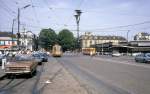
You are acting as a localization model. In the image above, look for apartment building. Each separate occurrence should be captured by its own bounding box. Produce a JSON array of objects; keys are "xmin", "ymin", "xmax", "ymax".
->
[
  {"xmin": 0, "ymin": 32, "xmax": 17, "ymax": 51},
  {"xmin": 134, "ymin": 32, "xmax": 150, "ymax": 41},
  {"xmin": 80, "ymin": 32, "xmax": 127, "ymax": 48}
]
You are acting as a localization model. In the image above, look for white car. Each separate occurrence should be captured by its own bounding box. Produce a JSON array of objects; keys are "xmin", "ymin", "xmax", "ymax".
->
[{"xmin": 112, "ymin": 52, "xmax": 121, "ymax": 57}]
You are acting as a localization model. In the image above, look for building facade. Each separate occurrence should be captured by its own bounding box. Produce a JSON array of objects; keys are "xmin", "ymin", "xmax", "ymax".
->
[
  {"xmin": 134, "ymin": 32, "xmax": 150, "ymax": 40},
  {"xmin": 80, "ymin": 32, "xmax": 127, "ymax": 48},
  {"xmin": 0, "ymin": 32, "xmax": 17, "ymax": 51},
  {"xmin": 20, "ymin": 31, "xmax": 37, "ymax": 51}
]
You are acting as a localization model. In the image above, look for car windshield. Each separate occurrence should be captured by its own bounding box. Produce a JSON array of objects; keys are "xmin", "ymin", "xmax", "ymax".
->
[
  {"xmin": 40, "ymin": 53, "xmax": 47, "ymax": 57},
  {"xmin": 146, "ymin": 53, "xmax": 150, "ymax": 57},
  {"xmin": 32, "ymin": 54, "xmax": 41, "ymax": 57},
  {"xmin": 9, "ymin": 55, "xmax": 33, "ymax": 62}
]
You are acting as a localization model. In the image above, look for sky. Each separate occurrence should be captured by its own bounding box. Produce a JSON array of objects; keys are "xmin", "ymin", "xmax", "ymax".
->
[{"xmin": 0, "ymin": 0, "xmax": 150, "ymax": 40}]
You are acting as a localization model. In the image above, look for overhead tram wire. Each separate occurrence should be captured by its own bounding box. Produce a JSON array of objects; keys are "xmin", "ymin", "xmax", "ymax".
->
[
  {"xmin": 43, "ymin": 0, "xmax": 61, "ymax": 28},
  {"xmin": 80, "ymin": 20, "xmax": 150, "ymax": 31},
  {"xmin": 0, "ymin": 5, "xmax": 16, "ymax": 18},
  {"xmin": 0, "ymin": 0, "xmax": 17, "ymax": 15},
  {"xmin": 0, "ymin": 0, "xmax": 16, "ymax": 14},
  {"xmin": 30, "ymin": 0, "xmax": 42, "ymax": 29},
  {"xmin": 77, "ymin": 0, "xmax": 85, "ymax": 9},
  {"xmin": 60, "ymin": 0, "xmax": 85, "ymax": 30},
  {"xmin": 1, "ymin": 1, "xmax": 36, "ymax": 22},
  {"xmin": 0, "ymin": 9, "xmax": 14, "ymax": 19}
]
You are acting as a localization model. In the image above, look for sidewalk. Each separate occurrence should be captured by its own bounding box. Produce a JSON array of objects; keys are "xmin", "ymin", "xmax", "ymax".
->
[
  {"xmin": 36, "ymin": 57, "xmax": 88, "ymax": 94},
  {"xmin": 0, "ymin": 67, "xmax": 5, "ymax": 80}
]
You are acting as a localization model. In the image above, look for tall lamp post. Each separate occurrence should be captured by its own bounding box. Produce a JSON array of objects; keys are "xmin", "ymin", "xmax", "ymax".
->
[
  {"xmin": 17, "ymin": 4, "xmax": 31, "ymax": 50},
  {"xmin": 74, "ymin": 10, "xmax": 82, "ymax": 51}
]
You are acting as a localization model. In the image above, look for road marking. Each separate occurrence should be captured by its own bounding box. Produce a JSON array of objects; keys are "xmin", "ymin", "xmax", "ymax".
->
[{"xmin": 94, "ymin": 57, "xmax": 150, "ymax": 69}]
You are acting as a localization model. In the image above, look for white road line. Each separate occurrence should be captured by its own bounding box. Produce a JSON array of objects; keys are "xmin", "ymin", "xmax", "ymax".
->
[{"xmin": 94, "ymin": 57, "xmax": 150, "ymax": 69}]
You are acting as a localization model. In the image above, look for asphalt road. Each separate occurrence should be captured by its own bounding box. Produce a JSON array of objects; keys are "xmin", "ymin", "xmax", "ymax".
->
[
  {"xmin": 0, "ymin": 56, "xmax": 49, "ymax": 94},
  {"xmin": 57, "ymin": 54, "xmax": 150, "ymax": 94},
  {"xmin": 0, "ymin": 55, "xmax": 87, "ymax": 94}
]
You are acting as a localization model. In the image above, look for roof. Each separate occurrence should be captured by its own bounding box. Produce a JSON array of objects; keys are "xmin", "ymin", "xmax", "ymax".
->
[
  {"xmin": 0, "ymin": 37, "xmax": 17, "ymax": 41},
  {"xmin": 0, "ymin": 32, "xmax": 16, "ymax": 37},
  {"xmin": 81, "ymin": 35, "xmax": 126, "ymax": 40}
]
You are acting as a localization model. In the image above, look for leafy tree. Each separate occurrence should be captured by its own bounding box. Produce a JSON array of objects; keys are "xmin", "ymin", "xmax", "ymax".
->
[
  {"xmin": 58, "ymin": 29, "xmax": 75, "ymax": 51},
  {"xmin": 39, "ymin": 28, "xmax": 57, "ymax": 50}
]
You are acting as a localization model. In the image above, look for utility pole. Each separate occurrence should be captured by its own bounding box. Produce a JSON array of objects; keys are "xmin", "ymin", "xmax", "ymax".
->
[
  {"xmin": 11, "ymin": 19, "xmax": 15, "ymax": 51},
  {"xmin": 74, "ymin": 10, "xmax": 82, "ymax": 51},
  {"xmin": 17, "ymin": 4, "xmax": 31, "ymax": 50},
  {"xmin": 17, "ymin": 8, "xmax": 20, "ymax": 50}
]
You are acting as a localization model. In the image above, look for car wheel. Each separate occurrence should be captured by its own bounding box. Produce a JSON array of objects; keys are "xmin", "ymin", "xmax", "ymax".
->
[
  {"xmin": 143, "ymin": 59, "xmax": 146, "ymax": 63},
  {"xmin": 38, "ymin": 62, "xmax": 42, "ymax": 65},
  {"xmin": 147, "ymin": 61, "xmax": 150, "ymax": 64},
  {"xmin": 33, "ymin": 69, "xmax": 37, "ymax": 76},
  {"xmin": 45, "ymin": 59, "xmax": 48, "ymax": 62},
  {"xmin": 6, "ymin": 74, "xmax": 14, "ymax": 79},
  {"xmin": 28, "ymin": 69, "xmax": 36, "ymax": 78},
  {"xmin": 135, "ymin": 59, "xmax": 138, "ymax": 62}
]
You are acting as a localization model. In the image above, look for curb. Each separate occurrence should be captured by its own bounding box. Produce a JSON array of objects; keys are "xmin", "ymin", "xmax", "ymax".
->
[
  {"xmin": 0, "ymin": 74, "xmax": 6, "ymax": 80},
  {"xmin": 0, "ymin": 69, "xmax": 6, "ymax": 80}
]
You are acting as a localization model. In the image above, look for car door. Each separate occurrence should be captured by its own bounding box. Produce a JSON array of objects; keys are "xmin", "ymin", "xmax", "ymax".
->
[
  {"xmin": 139, "ymin": 53, "xmax": 145, "ymax": 63},
  {"xmin": 137, "ymin": 54, "xmax": 144, "ymax": 62},
  {"xmin": 145, "ymin": 53, "xmax": 150, "ymax": 62}
]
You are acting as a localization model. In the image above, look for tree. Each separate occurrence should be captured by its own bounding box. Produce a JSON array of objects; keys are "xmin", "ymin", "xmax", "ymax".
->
[
  {"xmin": 58, "ymin": 29, "xmax": 75, "ymax": 51},
  {"xmin": 39, "ymin": 28, "xmax": 57, "ymax": 50}
]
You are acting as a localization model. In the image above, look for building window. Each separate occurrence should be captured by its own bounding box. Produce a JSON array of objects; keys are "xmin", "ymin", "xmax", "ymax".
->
[
  {"xmin": 90, "ymin": 40, "xmax": 92, "ymax": 44},
  {"xmin": 8, "ymin": 41, "xmax": 10, "ymax": 45},
  {"xmin": 0, "ymin": 41, "xmax": 5, "ymax": 45}
]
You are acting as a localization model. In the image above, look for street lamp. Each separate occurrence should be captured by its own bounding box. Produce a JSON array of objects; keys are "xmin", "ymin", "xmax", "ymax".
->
[
  {"xmin": 17, "ymin": 4, "xmax": 31, "ymax": 50},
  {"xmin": 74, "ymin": 10, "xmax": 82, "ymax": 51}
]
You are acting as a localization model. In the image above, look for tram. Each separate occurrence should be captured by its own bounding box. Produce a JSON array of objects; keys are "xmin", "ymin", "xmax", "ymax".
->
[
  {"xmin": 52, "ymin": 44, "xmax": 62, "ymax": 57},
  {"xmin": 82, "ymin": 47, "xmax": 96, "ymax": 56}
]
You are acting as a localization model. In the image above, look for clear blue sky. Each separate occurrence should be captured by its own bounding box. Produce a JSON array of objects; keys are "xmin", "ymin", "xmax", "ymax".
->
[{"xmin": 0, "ymin": 0, "xmax": 150, "ymax": 40}]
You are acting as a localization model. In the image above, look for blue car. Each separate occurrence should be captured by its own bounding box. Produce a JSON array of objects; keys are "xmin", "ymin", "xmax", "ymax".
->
[
  {"xmin": 135, "ymin": 53, "xmax": 150, "ymax": 63},
  {"xmin": 32, "ymin": 53, "xmax": 43, "ymax": 65},
  {"xmin": 39, "ymin": 52, "xmax": 48, "ymax": 62}
]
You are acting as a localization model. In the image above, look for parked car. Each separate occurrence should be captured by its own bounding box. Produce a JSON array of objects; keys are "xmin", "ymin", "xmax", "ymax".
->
[
  {"xmin": 135, "ymin": 53, "xmax": 150, "ymax": 63},
  {"xmin": 104, "ymin": 52, "xmax": 111, "ymax": 55},
  {"xmin": 32, "ymin": 53, "xmax": 43, "ymax": 65},
  {"xmin": 39, "ymin": 52, "xmax": 48, "ymax": 62},
  {"xmin": 112, "ymin": 52, "xmax": 121, "ymax": 57},
  {"xmin": 4, "ymin": 54, "xmax": 38, "ymax": 77},
  {"xmin": 132, "ymin": 53, "xmax": 141, "ymax": 57}
]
